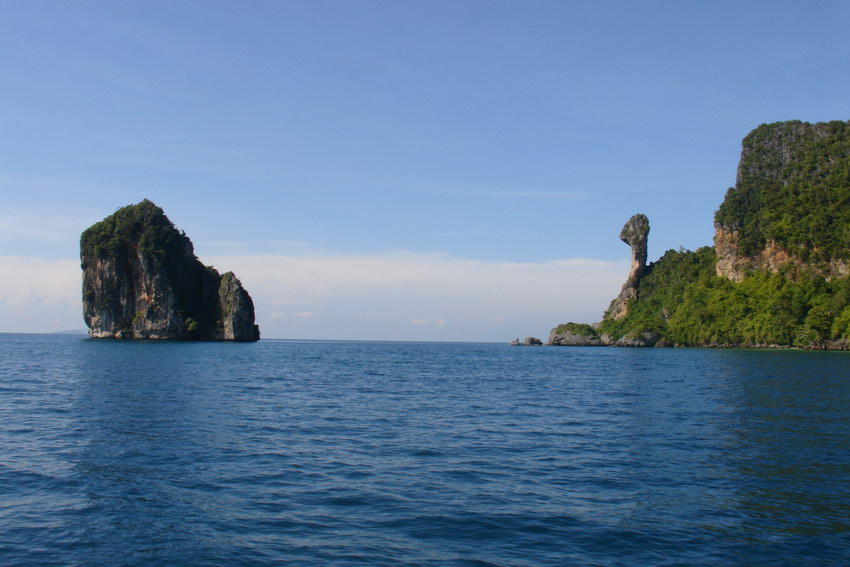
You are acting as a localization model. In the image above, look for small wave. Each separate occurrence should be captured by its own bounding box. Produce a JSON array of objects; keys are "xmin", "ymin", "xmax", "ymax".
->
[{"xmin": 411, "ymin": 449, "xmax": 443, "ymax": 457}]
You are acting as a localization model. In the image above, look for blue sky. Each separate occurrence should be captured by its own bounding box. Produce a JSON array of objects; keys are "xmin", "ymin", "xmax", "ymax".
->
[{"xmin": 2, "ymin": 1, "xmax": 850, "ymax": 339}]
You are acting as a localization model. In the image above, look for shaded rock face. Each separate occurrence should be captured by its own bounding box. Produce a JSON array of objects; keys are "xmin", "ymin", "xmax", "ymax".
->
[
  {"xmin": 218, "ymin": 272, "xmax": 260, "ymax": 341},
  {"xmin": 605, "ymin": 214, "xmax": 650, "ymax": 320},
  {"xmin": 81, "ymin": 200, "xmax": 260, "ymax": 341}
]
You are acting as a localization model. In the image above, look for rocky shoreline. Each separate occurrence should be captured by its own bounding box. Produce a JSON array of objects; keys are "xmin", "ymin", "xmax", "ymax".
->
[
  {"xmin": 541, "ymin": 329, "xmax": 849, "ymax": 350},
  {"xmin": 517, "ymin": 122, "xmax": 850, "ymax": 352},
  {"xmin": 512, "ymin": 329, "xmax": 850, "ymax": 350}
]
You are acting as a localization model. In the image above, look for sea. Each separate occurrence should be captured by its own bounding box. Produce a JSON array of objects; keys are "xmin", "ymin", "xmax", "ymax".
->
[{"xmin": 1, "ymin": 333, "xmax": 849, "ymax": 566}]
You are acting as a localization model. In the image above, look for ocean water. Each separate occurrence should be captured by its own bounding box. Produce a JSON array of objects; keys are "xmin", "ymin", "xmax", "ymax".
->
[{"xmin": 1, "ymin": 334, "xmax": 849, "ymax": 566}]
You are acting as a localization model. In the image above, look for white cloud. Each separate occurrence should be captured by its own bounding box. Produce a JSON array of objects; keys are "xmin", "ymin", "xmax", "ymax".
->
[
  {"xmin": 0, "ymin": 250, "xmax": 629, "ymax": 341},
  {"xmin": 202, "ymin": 251, "xmax": 628, "ymax": 341},
  {"xmin": 0, "ymin": 257, "xmax": 84, "ymax": 333}
]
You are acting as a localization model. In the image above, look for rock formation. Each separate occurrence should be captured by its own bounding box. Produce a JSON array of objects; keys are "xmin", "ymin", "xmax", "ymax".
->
[
  {"xmin": 611, "ymin": 330, "xmax": 661, "ymax": 347},
  {"xmin": 540, "ymin": 120, "xmax": 850, "ymax": 350},
  {"xmin": 712, "ymin": 227, "xmax": 850, "ymax": 282},
  {"xmin": 511, "ymin": 337, "xmax": 543, "ymax": 346},
  {"xmin": 605, "ymin": 214, "xmax": 649, "ymax": 320},
  {"xmin": 546, "ymin": 323, "xmax": 605, "ymax": 346},
  {"xmin": 714, "ymin": 120, "xmax": 850, "ymax": 281},
  {"xmin": 81, "ymin": 200, "xmax": 260, "ymax": 341},
  {"xmin": 545, "ymin": 215, "xmax": 652, "ymax": 347}
]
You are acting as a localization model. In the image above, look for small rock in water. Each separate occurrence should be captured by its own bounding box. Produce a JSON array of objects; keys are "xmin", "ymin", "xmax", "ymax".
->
[{"xmin": 510, "ymin": 337, "xmax": 542, "ymax": 346}]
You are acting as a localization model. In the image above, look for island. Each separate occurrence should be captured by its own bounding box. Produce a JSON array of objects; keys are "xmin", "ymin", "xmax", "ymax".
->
[
  {"xmin": 81, "ymin": 200, "xmax": 260, "ymax": 341},
  {"xmin": 546, "ymin": 120, "xmax": 850, "ymax": 350}
]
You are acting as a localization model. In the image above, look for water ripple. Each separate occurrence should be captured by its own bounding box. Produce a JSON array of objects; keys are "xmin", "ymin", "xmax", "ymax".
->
[{"xmin": 1, "ymin": 335, "xmax": 850, "ymax": 565}]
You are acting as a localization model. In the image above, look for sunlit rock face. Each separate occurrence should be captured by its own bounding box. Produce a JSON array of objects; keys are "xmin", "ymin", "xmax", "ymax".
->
[{"xmin": 605, "ymin": 214, "xmax": 650, "ymax": 321}]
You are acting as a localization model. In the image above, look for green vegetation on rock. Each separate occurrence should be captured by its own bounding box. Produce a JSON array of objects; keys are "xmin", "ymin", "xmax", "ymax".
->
[
  {"xmin": 714, "ymin": 120, "xmax": 850, "ymax": 261},
  {"xmin": 552, "ymin": 322, "xmax": 598, "ymax": 338},
  {"xmin": 81, "ymin": 200, "xmax": 259, "ymax": 341},
  {"xmin": 597, "ymin": 246, "xmax": 850, "ymax": 348},
  {"xmin": 81, "ymin": 199, "xmax": 188, "ymax": 260},
  {"xmin": 553, "ymin": 120, "xmax": 850, "ymax": 350}
]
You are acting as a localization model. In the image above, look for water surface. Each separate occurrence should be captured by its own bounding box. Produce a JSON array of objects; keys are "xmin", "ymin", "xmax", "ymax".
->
[{"xmin": 1, "ymin": 334, "xmax": 849, "ymax": 565}]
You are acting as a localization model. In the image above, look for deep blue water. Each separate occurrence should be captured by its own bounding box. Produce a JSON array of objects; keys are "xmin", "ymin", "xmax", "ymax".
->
[{"xmin": 1, "ymin": 334, "xmax": 849, "ymax": 566}]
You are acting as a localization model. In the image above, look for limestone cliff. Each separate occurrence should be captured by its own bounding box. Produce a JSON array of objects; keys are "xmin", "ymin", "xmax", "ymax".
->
[
  {"xmin": 713, "ymin": 227, "xmax": 850, "ymax": 282},
  {"xmin": 604, "ymin": 214, "xmax": 649, "ymax": 320},
  {"xmin": 543, "ymin": 119, "xmax": 850, "ymax": 350},
  {"xmin": 714, "ymin": 120, "xmax": 850, "ymax": 281},
  {"xmin": 81, "ymin": 200, "xmax": 260, "ymax": 341},
  {"xmin": 218, "ymin": 271, "xmax": 260, "ymax": 341}
]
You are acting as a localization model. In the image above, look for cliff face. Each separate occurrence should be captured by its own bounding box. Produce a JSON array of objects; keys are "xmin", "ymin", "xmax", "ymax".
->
[
  {"xmin": 714, "ymin": 120, "xmax": 850, "ymax": 281},
  {"xmin": 714, "ymin": 227, "xmax": 850, "ymax": 282},
  {"xmin": 544, "ymin": 120, "xmax": 850, "ymax": 350},
  {"xmin": 81, "ymin": 200, "xmax": 260, "ymax": 341},
  {"xmin": 218, "ymin": 271, "xmax": 260, "ymax": 341},
  {"xmin": 605, "ymin": 214, "xmax": 649, "ymax": 320}
]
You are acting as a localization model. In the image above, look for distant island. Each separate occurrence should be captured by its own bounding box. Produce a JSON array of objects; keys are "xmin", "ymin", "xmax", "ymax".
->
[
  {"xmin": 81, "ymin": 200, "xmax": 260, "ymax": 341},
  {"xmin": 543, "ymin": 120, "xmax": 850, "ymax": 350}
]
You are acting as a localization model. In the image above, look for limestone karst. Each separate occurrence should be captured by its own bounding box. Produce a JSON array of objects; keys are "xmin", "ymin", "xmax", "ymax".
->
[
  {"xmin": 544, "ymin": 120, "xmax": 850, "ymax": 350},
  {"xmin": 604, "ymin": 213, "xmax": 650, "ymax": 321},
  {"xmin": 81, "ymin": 200, "xmax": 260, "ymax": 341}
]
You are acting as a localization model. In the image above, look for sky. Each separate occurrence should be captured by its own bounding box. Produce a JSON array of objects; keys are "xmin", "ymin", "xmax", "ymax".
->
[{"xmin": 2, "ymin": 0, "xmax": 850, "ymax": 340}]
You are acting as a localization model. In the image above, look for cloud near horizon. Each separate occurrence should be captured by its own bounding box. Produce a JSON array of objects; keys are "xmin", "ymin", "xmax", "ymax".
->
[
  {"xmin": 203, "ymin": 251, "xmax": 627, "ymax": 341},
  {"xmin": 0, "ymin": 251, "xmax": 628, "ymax": 341},
  {"xmin": 0, "ymin": 257, "xmax": 83, "ymax": 333}
]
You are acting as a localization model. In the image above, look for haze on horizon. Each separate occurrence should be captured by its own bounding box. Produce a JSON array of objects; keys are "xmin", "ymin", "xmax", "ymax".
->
[{"xmin": 3, "ymin": 1, "xmax": 850, "ymax": 341}]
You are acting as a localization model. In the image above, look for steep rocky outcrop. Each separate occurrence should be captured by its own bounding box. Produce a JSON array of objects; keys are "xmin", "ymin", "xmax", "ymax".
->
[
  {"xmin": 604, "ymin": 214, "xmax": 649, "ymax": 320},
  {"xmin": 713, "ymin": 227, "xmax": 849, "ymax": 282},
  {"xmin": 540, "ymin": 120, "xmax": 850, "ymax": 350},
  {"xmin": 81, "ymin": 200, "xmax": 260, "ymax": 341},
  {"xmin": 218, "ymin": 272, "xmax": 260, "ymax": 340},
  {"xmin": 546, "ymin": 215, "xmax": 652, "ymax": 347},
  {"xmin": 714, "ymin": 120, "xmax": 850, "ymax": 281}
]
